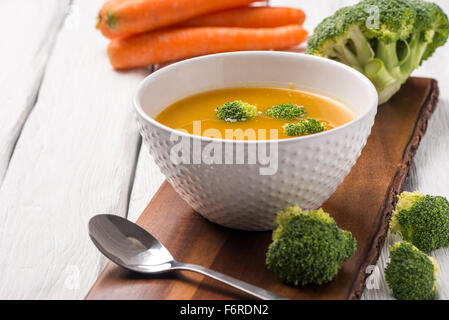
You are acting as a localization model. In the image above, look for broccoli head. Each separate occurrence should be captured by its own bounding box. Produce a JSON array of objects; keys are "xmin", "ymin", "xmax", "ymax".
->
[
  {"xmin": 390, "ymin": 191, "xmax": 449, "ymax": 253},
  {"xmin": 307, "ymin": 0, "xmax": 449, "ymax": 104},
  {"xmin": 216, "ymin": 100, "xmax": 258, "ymax": 122},
  {"xmin": 266, "ymin": 103, "xmax": 306, "ymax": 120},
  {"xmin": 283, "ymin": 118, "xmax": 325, "ymax": 136},
  {"xmin": 266, "ymin": 206, "xmax": 356, "ymax": 286},
  {"xmin": 385, "ymin": 241, "xmax": 438, "ymax": 300}
]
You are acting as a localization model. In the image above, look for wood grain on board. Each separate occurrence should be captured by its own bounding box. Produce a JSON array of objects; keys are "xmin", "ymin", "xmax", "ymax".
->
[{"xmin": 86, "ymin": 77, "xmax": 439, "ymax": 300}]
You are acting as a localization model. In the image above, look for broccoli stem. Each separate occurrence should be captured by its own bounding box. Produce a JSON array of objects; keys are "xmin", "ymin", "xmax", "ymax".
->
[
  {"xmin": 376, "ymin": 41, "xmax": 405, "ymax": 79},
  {"xmin": 378, "ymin": 81, "xmax": 404, "ymax": 104},
  {"xmin": 401, "ymin": 31, "xmax": 430, "ymax": 75},
  {"xmin": 333, "ymin": 26, "xmax": 374, "ymax": 72},
  {"xmin": 371, "ymin": 31, "xmax": 432, "ymax": 104},
  {"xmin": 365, "ymin": 59, "xmax": 397, "ymax": 89},
  {"xmin": 370, "ymin": 31, "xmax": 433, "ymax": 104},
  {"xmin": 347, "ymin": 26, "xmax": 375, "ymax": 65},
  {"xmin": 333, "ymin": 30, "xmax": 433, "ymax": 104},
  {"xmin": 365, "ymin": 59, "xmax": 402, "ymax": 104},
  {"xmin": 370, "ymin": 41, "xmax": 406, "ymax": 103},
  {"xmin": 376, "ymin": 42, "xmax": 398, "ymax": 68},
  {"xmin": 328, "ymin": 26, "xmax": 435, "ymax": 104},
  {"xmin": 333, "ymin": 43, "xmax": 364, "ymax": 72}
]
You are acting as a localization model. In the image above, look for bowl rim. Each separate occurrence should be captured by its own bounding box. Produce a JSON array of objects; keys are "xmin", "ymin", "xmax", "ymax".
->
[{"xmin": 134, "ymin": 51, "xmax": 378, "ymax": 144}]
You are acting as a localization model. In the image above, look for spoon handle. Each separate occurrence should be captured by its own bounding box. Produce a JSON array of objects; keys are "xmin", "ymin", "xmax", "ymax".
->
[{"xmin": 171, "ymin": 262, "xmax": 289, "ymax": 300}]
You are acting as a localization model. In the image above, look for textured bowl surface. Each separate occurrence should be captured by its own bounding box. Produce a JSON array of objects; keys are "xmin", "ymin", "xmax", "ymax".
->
[{"xmin": 135, "ymin": 52, "xmax": 378, "ymax": 230}]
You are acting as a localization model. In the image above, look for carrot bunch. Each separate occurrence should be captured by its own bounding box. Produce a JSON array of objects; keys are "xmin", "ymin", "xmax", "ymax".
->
[{"xmin": 97, "ymin": 0, "xmax": 308, "ymax": 70}]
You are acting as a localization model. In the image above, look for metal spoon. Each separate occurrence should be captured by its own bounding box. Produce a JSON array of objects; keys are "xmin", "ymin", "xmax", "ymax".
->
[{"xmin": 88, "ymin": 214, "xmax": 288, "ymax": 300}]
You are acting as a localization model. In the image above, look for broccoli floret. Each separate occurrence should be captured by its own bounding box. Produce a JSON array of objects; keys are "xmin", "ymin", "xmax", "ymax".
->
[
  {"xmin": 216, "ymin": 100, "xmax": 257, "ymax": 122},
  {"xmin": 385, "ymin": 241, "xmax": 438, "ymax": 300},
  {"xmin": 266, "ymin": 206, "xmax": 356, "ymax": 286},
  {"xmin": 307, "ymin": 0, "xmax": 449, "ymax": 104},
  {"xmin": 283, "ymin": 118, "xmax": 325, "ymax": 136},
  {"xmin": 390, "ymin": 191, "xmax": 449, "ymax": 253},
  {"xmin": 266, "ymin": 103, "xmax": 306, "ymax": 120}
]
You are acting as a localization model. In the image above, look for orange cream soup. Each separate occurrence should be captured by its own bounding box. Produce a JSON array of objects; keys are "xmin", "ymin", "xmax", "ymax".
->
[{"xmin": 155, "ymin": 87, "xmax": 355, "ymax": 140}]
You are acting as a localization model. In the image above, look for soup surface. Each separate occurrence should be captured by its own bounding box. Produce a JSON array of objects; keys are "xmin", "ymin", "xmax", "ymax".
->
[{"xmin": 155, "ymin": 87, "xmax": 355, "ymax": 140}]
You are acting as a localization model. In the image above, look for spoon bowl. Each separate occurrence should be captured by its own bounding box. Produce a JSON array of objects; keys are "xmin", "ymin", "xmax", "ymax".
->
[
  {"xmin": 89, "ymin": 214, "xmax": 174, "ymax": 274},
  {"xmin": 89, "ymin": 214, "xmax": 288, "ymax": 300}
]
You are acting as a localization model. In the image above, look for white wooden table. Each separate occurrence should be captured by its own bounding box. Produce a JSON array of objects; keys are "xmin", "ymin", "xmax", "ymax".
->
[{"xmin": 0, "ymin": 0, "xmax": 448, "ymax": 300}]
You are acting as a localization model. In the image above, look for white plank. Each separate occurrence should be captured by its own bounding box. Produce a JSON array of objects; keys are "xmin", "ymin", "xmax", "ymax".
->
[
  {"xmin": 0, "ymin": 0, "xmax": 150, "ymax": 299},
  {"xmin": 0, "ymin": 0, "xmax": 70, "ymax": 183}
]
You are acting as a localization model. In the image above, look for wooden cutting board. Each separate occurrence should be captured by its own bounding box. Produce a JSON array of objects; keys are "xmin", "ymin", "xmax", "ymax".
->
[{"xmin": 86, "ymin": 77, "xmax": 439, "ymax": 300}]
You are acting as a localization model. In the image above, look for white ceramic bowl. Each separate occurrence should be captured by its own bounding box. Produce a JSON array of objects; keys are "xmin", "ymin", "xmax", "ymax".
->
[{"xmin": 135, "ymin": 52, "xmax": 378, "ymax": 231}]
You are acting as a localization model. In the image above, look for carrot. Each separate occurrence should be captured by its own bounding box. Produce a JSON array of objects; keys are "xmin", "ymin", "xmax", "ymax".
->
[
  {"xmin": 108, "ymin": 25, "xmax": 308, "ymax": 70},
  {"xmin": 178, "ymin": 7, "xmax": 306, "ymax": 28},
  {"xmin": 98, "ymin": 0, "xmax": 259, "ymax": 39}
]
